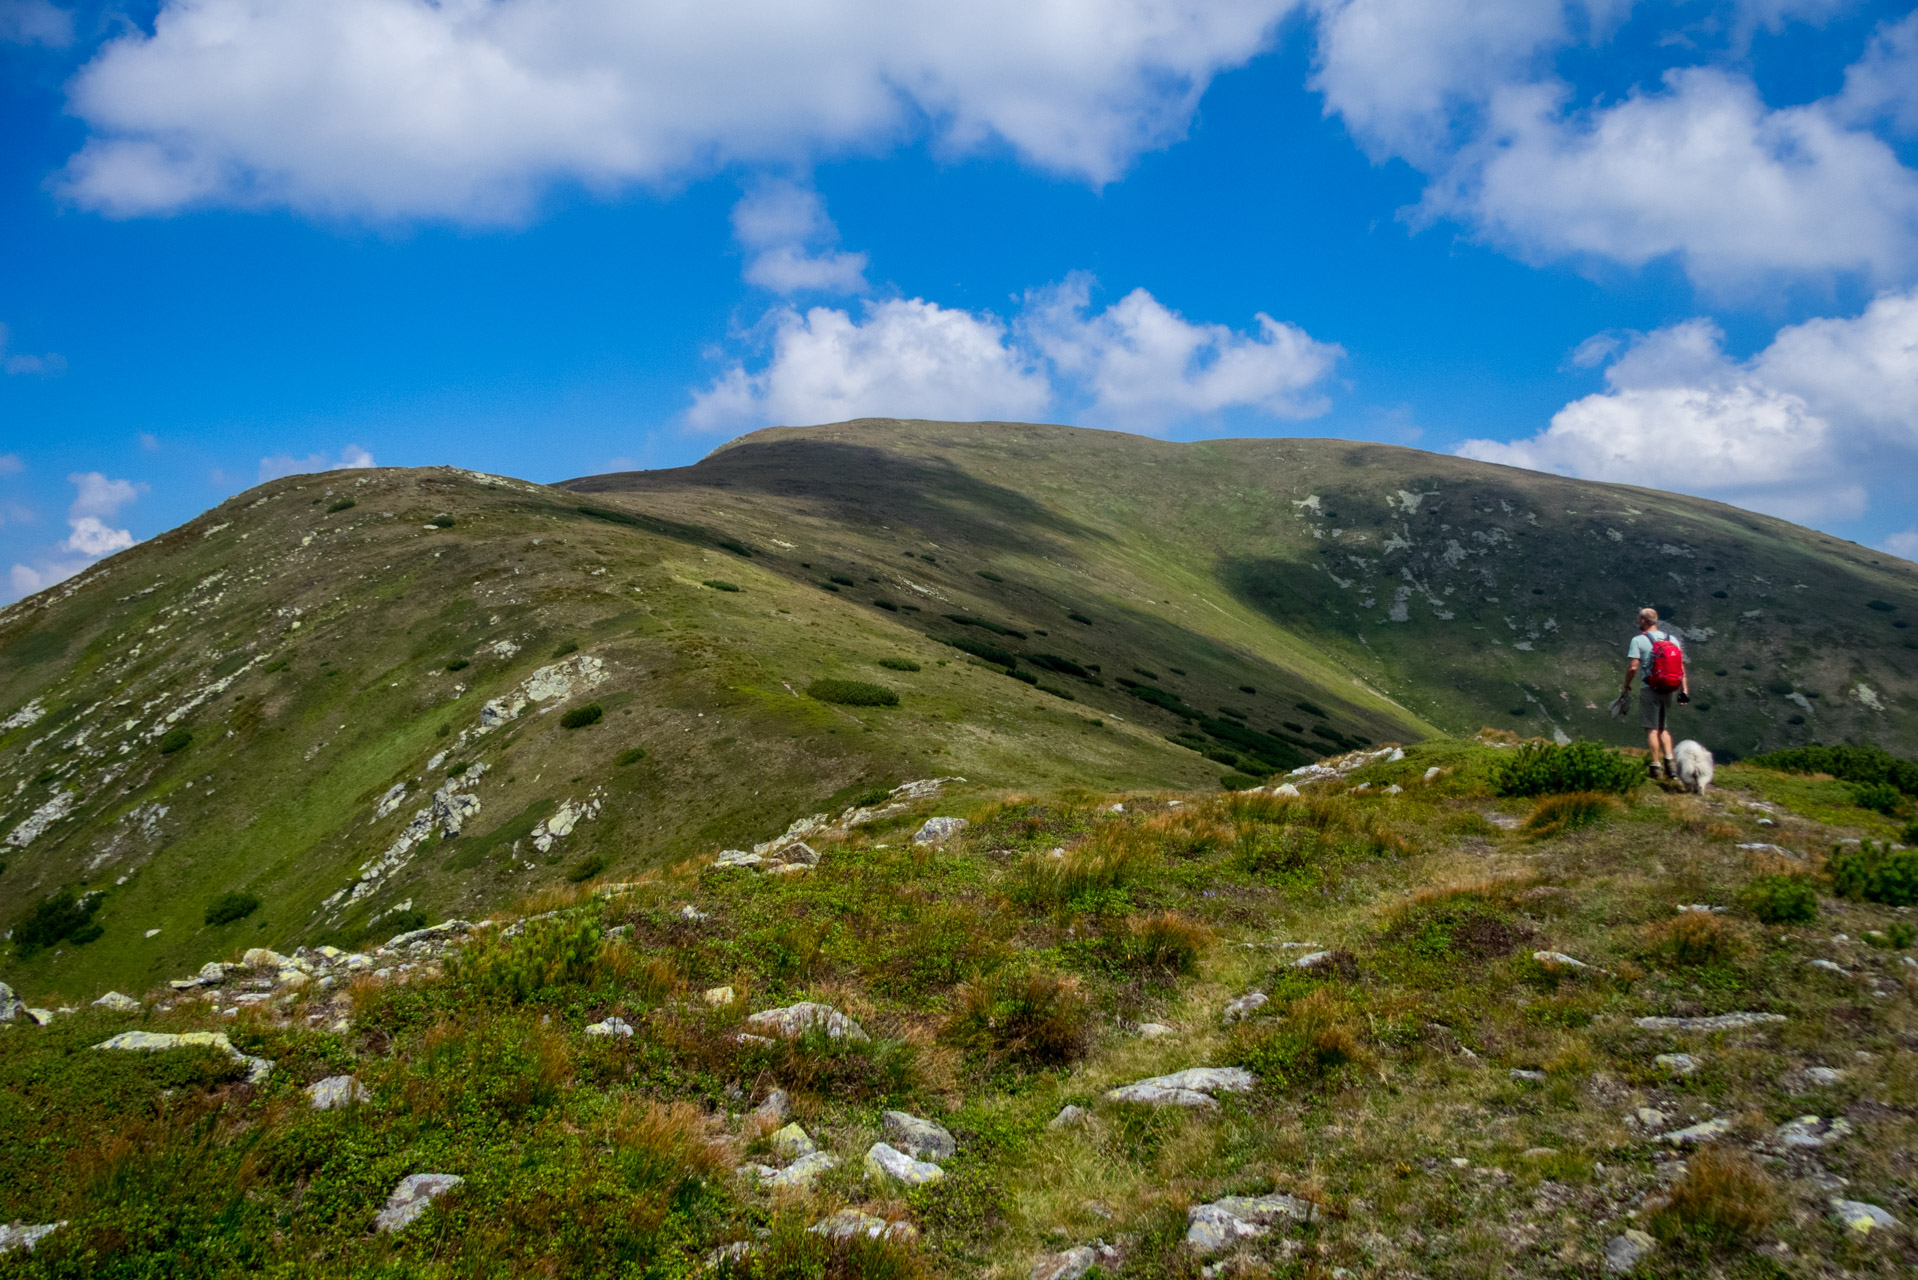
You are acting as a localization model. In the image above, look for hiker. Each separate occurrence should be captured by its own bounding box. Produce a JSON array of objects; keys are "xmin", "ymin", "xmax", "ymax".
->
[{"xmin": 1621, "ymin": 607, "xmax": 1689, "ymax": 779}]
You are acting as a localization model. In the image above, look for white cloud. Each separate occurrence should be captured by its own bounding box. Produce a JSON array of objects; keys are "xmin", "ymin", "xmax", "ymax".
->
[
  {"xmin": 1837, "ymin": 11, "xmax": 1918, "ymax": 137},
  {"xmin": 60, "ymin": 0, "xmax": 1296, "ymax": 221},
  {"xmin": 6, "ymin": 471, "xmax": 147, "ymax": 601},
  {"xmin": 1885, "ymin": 529, "xmax": 1918, "ymax": 562},
  {"xmin": 0, "ymin": 322, "xmax": 67, "ymax": 376},
  {"xmin": 1022, "ymin": 275, "xmax": 1343, "ymax": 428},
  {"xmin": 1459, "ymin": 290, "xmax": 1918, "ymax": 523},
  {"xmin": 0, "ymin": 0, "xmax": 72, "ymax": 47},
  {"xmin": 8, "ymin": 559, "xmax": 92, "ymax": 600},
  {"xmin": 61, "ymin": 515, "xmax": 136, "ymax": 556},
  {"xmin": 689, "ymin": 298, "xmax": 1051, "ymax": 429},
  {"xmin": 68, "ymin": 470, "xmax": 144, "ymax": 519},
  {"xmin": 732, "ymin": 181, "xmax": 867, "ymax": 295},
  {"xmin": 690, "ymin": 276, "xmax": 1343, "ymax": 432},
  {"xmin": 258, "ymin": 444, "xmax": 376, "ymax": 482}
]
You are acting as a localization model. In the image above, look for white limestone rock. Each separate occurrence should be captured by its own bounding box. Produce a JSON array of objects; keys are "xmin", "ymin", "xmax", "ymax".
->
[
  {"xmin": 93, "ymin": 991, "xmax": 141, "ymax": 1013},
  {"xmin": 865, "ymin": 1141, "xmax": 944, "ymax": 1186},
  {"xmin": 1105, "ymin": 1067, "xmax": 1255, "ymax": 1108},
  {"xmin": 93, "ymin": 1030, "xmax": 273, "ymax": 1084},
  {"xmin": 912, "ymin": 817, "xmax": 968, "ymax": 846},
  {"xmin": 0, "ymin": 1222, "xmax": 65, "ymax": 1255},
  {"xmin": 305, "ymin": 1075, "xmax": 371, "ymax": 1110},
  {"xmin": 745, "ymin": 1002, "xmax": 867, "ymax": 1041},
  {"xmin": 584, "ymin": 1016, "xmax": 634, "ymax": 1038},
  {"xmin": 0, "ymin": 982, "xmax": 23, "ymax": 1023},
  {"xmin": 374, "ymin": 1173, "xmax": 464, "ymax": 1232},
  {"xmin": 1633, "ymin": 1013, "xmax": 1784, "ymax": 1033}
]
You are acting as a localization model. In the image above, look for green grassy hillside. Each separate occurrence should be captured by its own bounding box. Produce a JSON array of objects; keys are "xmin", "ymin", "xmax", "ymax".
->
[{"xmin": 2, "ymin": 420, "xmax": 1914, "ymax": 1005}]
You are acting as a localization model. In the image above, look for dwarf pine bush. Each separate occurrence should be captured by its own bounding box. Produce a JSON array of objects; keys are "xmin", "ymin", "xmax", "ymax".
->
[
  {"xmin": 561, "ymin": 703, "xmax": 604, "ymax": 728},
  {"xmin": 1827, "ymin": 839, "xmax": 1918, "ymax": 906},
  {"xmin": 807, "ymin": 679, "xmax": 899, "ymax": 707},
  {"xmin": 1739, "ymin": 874, "xmax": 1819, "ymax": 922},
  {"xmin": 1490, "ymin": 741, "xmax": 1640, "ymax": 797},
  {"xmin": 877, "ymin": 657, "xmax": 920, "ymax": 672},
  {"xmin": 204, "ymin": 891, "xmax": 262, "ymax": 926}
]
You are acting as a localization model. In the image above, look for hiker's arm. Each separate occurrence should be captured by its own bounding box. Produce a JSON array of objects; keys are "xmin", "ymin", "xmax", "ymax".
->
[{"xmin": 1622, "ymin": 657, "xmax": 1638, "ymax": 693}]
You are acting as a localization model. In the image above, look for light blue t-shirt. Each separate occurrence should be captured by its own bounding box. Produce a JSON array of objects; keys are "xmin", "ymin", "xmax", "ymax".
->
[{"xmin": 1628, "ymin": 629, "xmax": 1682, "ymax": 675}]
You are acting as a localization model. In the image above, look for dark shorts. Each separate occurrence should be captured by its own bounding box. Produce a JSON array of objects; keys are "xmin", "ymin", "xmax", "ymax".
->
[{"xmin": 1640, "ymin": 687, "xmax": 1675, "ymax": 731}]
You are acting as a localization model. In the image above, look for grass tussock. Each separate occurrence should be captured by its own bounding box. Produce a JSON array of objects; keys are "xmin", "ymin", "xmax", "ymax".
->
[
  {"xmin": 1011, "ymin": 827, "xmax": 1158, "ymax": 914},
  {"xmin": 1649, "ymin": 1144, "xmax": 1781, "ymax": 1246},
  {"xmin": 1229, "ymin": 989, "xmax": 1366, "ymax": 1087},
  {"xmin": 1643, "ymin": 911, "xmax": 1744, "ymax": 967},
  {"xmin": 1098, "ymin": 911, "xmax": 1210, "ymax": 977},
  {"xmin": 945, "ymin": 968, "xmax": 1091, "ymax": 1069},
  {"xmin": 1521, "ymin": 791, "xmax": 1617, "ymax": 838}
]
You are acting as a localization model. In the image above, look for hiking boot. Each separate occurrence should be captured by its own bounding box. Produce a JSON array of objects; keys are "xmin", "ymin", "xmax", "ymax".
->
[
  {"xmin": 1647, "ymin": 759, "xmax": 1662, "ymax": 779},
  {"xmin": 1663, "ymin": 761, "xmax": 1678, "ymax": 780}
]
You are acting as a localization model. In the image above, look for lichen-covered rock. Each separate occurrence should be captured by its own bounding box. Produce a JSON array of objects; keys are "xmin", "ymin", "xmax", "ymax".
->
[
  {"xmin": 305, "ymin": 1075, "xmax": 370, "ymax": 1110},
  {"xmin": 1106, "ymin": 1066, "xmax": 1256, "ymax": 1108},
  {"xmin": 808, "ymin": 1209, "xmax": 917, "ymax": 1242},
  {"xmin": 0, "ymin": 1221, "xmax": 65, "ymax": 1255},
  {"xmin": 758, "ymin": 1151, "xmax": 837, "ymax": 1189},
  {"xmin": 1031, "ymin": 1246, "xmax": 1097, "ymax": 1280},
  {"xmin": 93, "ymin": 991, "xmax": 141, "ymax": 1013},
  {"xmin": 1048, "ymin": 1104, "xmax": 1090, "ymax": 1129},
  {"xmin": 1221, "ymin": 992, "xmax": 1267, "ymax": 1022},
  {"xmin": 1658, "ymin": 1117, "xmax": 1732, "ymax": 1145},
  {"xmin": 865, "ymin": 1141, "xmax": 944, "ymax": 1186},
  {"xmin": 745, "ymin": 1002, "xmax": 867, "ymax": 1041},
  {"xmin": 882, "ymin": 1110, "xmax": 955, "ymax": 1161},
  {"xmin": 0, "ymin": 982, "xmax": 23, "ymax": 1023},
  {"xmin": 1633, "ymin": 1012, "xmax": 1784, "ymax": 1033},
  {"xmin": 770, "ymin": 1123, "xmax": 816, "ymax": 1160},
  {"xmin": 912, "ymin": 817, "xmax": 968, "ymax": 846},
  {"xmin": 1602, "ymin": 1229, "xmax": 1657, "ymax": 1273},
  {"xmin": 1185, "ymin": 1192, "xmax": 1319, "ymax": 1254},
  {"xmin": 1773, "ymin": 1115, "xmax": 1851, "ymax": 1148},
  {"xmin": 374, "ymin": 1174, "xmax": 464, "ymax": 1232},
  {"xmin": 94, "ymin": 1030, "xmax": 273, "ymax": 1084},
  {"xmin": 243, "ymin": 947, "xmax": 290, "ymax": 970},
  {"xmin": 752, "ymin": 1088, "xmax": 792, "ymax": 1127},
  {"xmin": 584, "ymin": 1017, "xmax": 634, "ymax": 1038},
  {"xmin": 1831, "ymin": 1199, "xmax": 1900, "ymax": 1235},
  {"xmin": 713, "ymin": 849, "xmax": 765, "ymax": 870},
  {"xmin": 703, "ymin": 986, "xmax": 737, "ymax": 1006},
  {"xmin": 1654, "ymin": 1053, "xmax": 1699, "ymax": 1076}
]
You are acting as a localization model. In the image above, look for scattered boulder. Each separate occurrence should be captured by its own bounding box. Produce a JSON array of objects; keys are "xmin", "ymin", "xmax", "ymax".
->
[
  {"xmin": 1654, "ymin": 1053, "xmax": 1700, "ymax": 1076},
  {"xmin": 1658, "ymin": 1117, "xmax": 1732, "ymax": 1145},
  {"xmin": 703, "ymin": 986, "xmax": 737, "ymax": 1006},
  {"xmin": 1807, "ymin": 958, "xmax": 1849, "ymax": 976},
  {"xmin": 781, "ymin": 841, "xmax": 821, "ymax": 866},
  {"xmin": 1533, "ymin": 951, "xmax": 1589, "ymax": 970},
  {"xmin": 374, "ymin": 1173, "xmax": 464, "ymax": 1232},
  {"xmin": 24, "ymin": 1008, "xmax": 55, "ymax": 1026},
  {"xmin": 912, "ymin": 817, "xmax": 968, "ymax": 846},
  {"xmin": 745, "ymin": 1002, "xmax": 868, "ymax": 1042},
  {"xmin": 770, "ymin": 1123, "xmax": 816, "ymax": 1160},
  {"xmin": 1831, "ymin": 1199, "xmax": 1900, "ymax": 1235},
  {"xmin": 92, "ymin": 991, "xmax": 141, "ymax": 1013},
  {"xmin": 1031, "ymin": 1246, "xmax": 1097, "ymax": 1280},
  {"xmin": 1803, "ymin": 1066, "xmax": 1845, "ymax": 1086},
  {"xmin": 0, "ymin": 1222, "xmax": 65, "ymax": 1255},
  {"xmin": 752, "ymin": 1088, "xmax": 792, "ymax": 1127},
  {"xmin": 243, "ymin": 947, "xmax": 290, "ymax": 969},
  {"xmin": 1048, "ymin": 1104, "xmax": 1090, "ymax": 1130},
  {"xmin": 1185, "ymin": 1192, "xmax": 1319, "ymax": 1254},
  {"xmin": 865, "ymin": 1142, "xmax": 944, "ymax": 1187},
  {"xmin": 584, "ymin": 1017, "xmax": 634, "ymax": 1038},
  {"xmin": 1772, "ymin": 1115, "xmax": 1851, "ymax": 1148},
  {"xmin": 809, "ymin": 1209, "xmax": 916, "ymax": 1242},
  {"xmin": 1105, "ymin": 1067, "xmax": 1256, "ymax": 1109},
  {"xmin": 0, "ymin": 983, "xmax": 24, "ymax": 1023},
  {"xmin": 759, "ymin": 1152, "xmax": 837, "ymax": 1189},
  {"xmin": 94, "ymin": 1030, "xmax": 273, "ymax": 1085},
  {"xmin": 1509, "ymin": 1069, "xmax": 1546, "ymax": 1082},
  {"xmin": 1221, "ymin": 992, "xmax": 1267, "ymax": 1022},
  {"xmin": 1291, "ymin": 950, "xmax": 1335, "ymax": 970},
  {"xmin": 305, "ymin": 1075, "xmax": 370, "ymax": 1110},
  {"xmin": 1602, "ymin": 1229, "xmax": 1657, "ymax": 1273},
  {"xmin": 1633, "ymin": 1013, "xmax": 1784, "ymax": 1033},
  {"xmin": 882, "ymin": 1110, "xmax": 955, "ymax": 1161}
]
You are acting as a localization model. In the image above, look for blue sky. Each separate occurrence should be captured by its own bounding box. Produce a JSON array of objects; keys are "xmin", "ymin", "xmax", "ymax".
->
[{"xmin": 3, "ymin": 0, "xmax": 1918, "ymax": 601}]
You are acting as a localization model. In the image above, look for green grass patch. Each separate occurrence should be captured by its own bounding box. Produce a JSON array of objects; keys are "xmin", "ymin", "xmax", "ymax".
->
[{"xmin": 203, "ymin": 891, "xmax": 261, "ymax": 926}]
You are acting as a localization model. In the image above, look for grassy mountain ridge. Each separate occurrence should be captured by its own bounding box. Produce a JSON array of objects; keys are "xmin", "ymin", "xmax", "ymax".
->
[{"xmin": 2, "ymin": 420, "xmax": 1914, "ymax": 1003}]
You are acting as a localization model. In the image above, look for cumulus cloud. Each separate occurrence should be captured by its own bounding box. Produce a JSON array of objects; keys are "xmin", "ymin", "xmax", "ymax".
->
[
  {"xmin": 732, "ymin": 181, "xmax": 867, "ymax": 295},
  {"xmin": 7, "ymin": 471, "xmax": 147, "ymax": 601},
  {"xmin": 60, "ymin": 0, "xmax": 1295, "ymax": 220},
  {"xmin": 688, "ymin": 299, "xmax": 1051, "ymax": 429},
  {"xmin": 0, "ymin": 0, "xmax": 72, "ymax": 47},
  {"xmin": 1021, "ymin": 275, "xmax": 1343, "ymax": 428},
  {"xmin": 690, "ymin": 276, "xmax": 1343, "ymax": 432},
  {"xmin": 258, "ymin": 444, "xmax": 375, "ymax": 482},
  {"xmin": 1308, "ymin": 0, "xmax": 1918, "ymax": 288},
  {"xmin": 1458, "ymin": 289, "xmax": 1918, "ymax": 523}
]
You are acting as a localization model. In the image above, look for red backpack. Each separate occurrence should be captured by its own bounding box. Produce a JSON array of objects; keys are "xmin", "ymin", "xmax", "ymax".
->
[{"xmin": 1646, "ymin": 632, "xmax": 1686, "ymax": 692}]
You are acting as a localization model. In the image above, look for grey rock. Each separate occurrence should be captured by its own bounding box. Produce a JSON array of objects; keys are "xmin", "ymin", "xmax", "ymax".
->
[
  {"xmin": 197, "ymin": 961, "xmax": 228, "ymax": 983},
  {"xmin": 1654, "ymin": 1053, "xmax": 1700, "ymax": 1076},
  {"xmin": 759, "ymin": 1151, "xmax": 837, "ymax": 1189},
  {"xmin": 679, "ymin": 903, "xmax": 710, "ymax": 921},
  {"xmin": 305, "ymin": 1075, "xmax": 370, "ymax": 1110},
  {"xmin": 24, "ymin": 1008, "xmax": 54, "ymax": 1026},
  {"xmin": 1221, "ymin": 992, "xmax": 1267, "ymax": 1022},
  {"xmin": 1808, "ymin": 958, "xmax": 1849, "ymax": 976},
  {"xmin": 1105, "ymin": 1066, "xmax": 1256, "ymax": 1109},
  {"xmin": 584, "ymin": 1016, "xmax": 634, "ymax": 1038},
  {"xmin": 1136, "ymin": 1021, "xmax": 1175, "ymax": 1038},
  {"xmin": 0, "ymin": 982, "xmax": 24, "ymax": 1023},
  {"xmin": 1658, "ymin": 1117, "xmax": 1732, "ymax": 1145},
  {"xmin": 1533, "ymin": 950, "xmax": 1589, "ymax": 969},
  {"xmin": 1831, "ymin": 1199, "xmax": 1900, "ymax": 1234},
  {"xmin": 1509, "ymin": 1069, "xmax": 1546, "ymax": 1082},
  {"xmin": 92, "ymin": 991, "xmax": 141, "ymax": 1013},
  {"xmin": 1048, "ymin": 1104, "xmax": 1090, "ymax": 1129},
  {"xmin": 1291, "ymin": 950, "xmax": 1335, "ymax": 970},
  {"xmin": 752, "ymin": 1088, "xmax": 792, "ymax": 1126},
  {"xmin": 809, "ymin": 1209, "xmax": 916, "ymax": 1242},
  {"xmin": 94, "ymin": 1030, "xmax": 273, "ymax": 1085},
  {"xmin": 1803, "ymin": 1066, "xmax": 1845, "ymax": 1086},
  {"xmin": 0, "ymin": 1222, "xmax": 65, "ymax": 1255},
  {"xmin": 770, "ymin": 1122, "xmax": 816, "ymax": 1159},
  {"xmin": 883, "ymin": 1110, "xmax": 955, "ymax": 1161},
  {"xmin": 374, "ymin": 1173, "xmax": 464, "ymax": 1232},
  {"xmin": 1031, "ymin": 1246, "xmax": 1096, "ymax": 1280},
  {"xmin": 912, "ymin": 816, "xmax": 968, "ymax": 846},
  {"xmin": 385, "ymin": 920, "xmax": 474, "ymax": 951},
  {"xmin": 745, "ymin": 1002, "xmax": 867, "ymax": 1041},
  {"xmin": 1602, "ymin": 1229, "xmax": 1657, "ymax": 1273},
  {"xmin": 1186, "ymin": 1193, "xmax": 1318, "ymax": 1254},
  {"xmin": 781, "ymin": 841, "xmax": 821, "ymax": 866},
  {"xmin": 1633, "ymin": 1012, "xmax": 1784, "ymax": 1033},
  {"xmin": 1773, "ymin": 1115, "xmax": 1851, "ymax": 1148},
  {"xmin": 242, "ymin": 947, "xmax": 290, "ymax": 969},
  {"xmin": 864, "ymin": 1141, "xmax": 943, "ymax": 1186}
]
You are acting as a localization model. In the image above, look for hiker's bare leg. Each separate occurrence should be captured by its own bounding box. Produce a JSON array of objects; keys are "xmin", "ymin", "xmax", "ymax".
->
[{"xmin": 1645, "ymin": 729, "xmax": 1663, "ymax": 762}]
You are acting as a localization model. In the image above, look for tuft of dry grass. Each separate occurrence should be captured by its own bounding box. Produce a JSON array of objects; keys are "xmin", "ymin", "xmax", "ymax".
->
[
  {"xmin": 1649, "ymin": 1144, "xmax": 1780, "ymax": 1245},
  {"xmin": 1521, "ymin": 791, "xmax": 1617, "ymax": 838},
  {"xmin": 1643, "ymin": 911, "xmax": 1743, "ymax": 967},
  {"xmin": 1112, "ymin": 911, "xmax": 1211, "ymax": 975},
  {"xmin": 946, "ymin": 968, "xmax": 1091, "ymax": 1068}
]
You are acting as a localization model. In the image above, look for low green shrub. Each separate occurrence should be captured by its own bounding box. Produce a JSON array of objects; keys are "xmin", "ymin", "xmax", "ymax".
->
[
  {"xmin": 615, "ymin": 747, "xmax": 647, "ymax": 766},
  {"xmin": 806, "ymin": 679, "xmax": 899, "ymax": 707},
  {"xmin": 877, "ymin": 657, "xmax": 920, "ymax": 672},
  {"xmin": 12, "ymin": 889, "xmax": 104, "ymax": 954},
  {"xmin": 1490, "ymin": 741, "xmax": 1640, "ymax": 797},
  {"xmin": 1228, "ymin": 988, "xmax": 1362, "ymax": 1087},
  {"xmin": 1747, "ymin": 742, "xmax": 1918, "ymax": 795},
  {"xmin": 204, "ymin": 891, "xmax": 261, "ymax": 926},
  {"xmin": 326, "ymin": 497, "xmax": 356, "ymax": 513},
  {"xmin": 942, "ymin": 613, "xmax": 1026, "ymax": 638},
  {"xmin": 829, "ymin": 574, "xmax": 856, "ymax": 586},
  {"xmin": 157, "ymin": 725, "xmax": 193, "ymax": 754},
  {"xmin": 976, "ymin": 570, "xmax": 1004, "ymax": 582},
  {"xmin": 560, "ymin": 703, "xmax": 604, "ymax": 728},
  {"xmin": 1067, "ymin": 612, "xmax": 1093, "ymax": 625},
  {"xmin": 445, "ymin": 657, "xmax": 470, "ymax": 671},
  {"xmin": 1739, "ymin": 874, "xmax": 1819, "ymax": 922},
  {"xmin": 1005, "ymin": 668, "xmax": 1038, "ymax": 686},
  {"xmin": 1864, "ymin": 922, "xmax": 1915, "ymax": 949},
  {"xmin": 552, "ymin": 640, "xmax": 579, "ymax": 657},
  {"xmin": 428, "ymin": 514, "xmax": 456, "ymax": 528},
  {"xmin": 940, "ymin": 634, "xmax": 1016, "ymax": 667},
  {"xmin": 1850, "ymin": 781, "xmax": 1904, "ymax": 815},
  {"xmin": 452, "ymin": 915, "xmax": 605, "ymax": 1005},
  {"xmin": 567, "ymin": 854, "xmax": 608, "ymax": 883},
  {"xmin": 1219, "ymin": 772, "xmax": 1260, "ymax": 791},
  {"xmin": 703, "ymin": 579, "xmax": 741, "ymax": 592},
  {"xmin": 1827, "ymin": 839, "xmax": 1918, "ymax": 905}
]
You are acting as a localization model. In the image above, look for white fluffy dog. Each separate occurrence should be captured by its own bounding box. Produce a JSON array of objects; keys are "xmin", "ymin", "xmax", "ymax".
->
[{"xmin": 1673, "ymin": 740, "xmax": 1715, "ymax": 794}]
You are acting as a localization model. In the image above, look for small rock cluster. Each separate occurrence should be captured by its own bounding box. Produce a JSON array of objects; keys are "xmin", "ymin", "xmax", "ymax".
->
[{"xmin": 710, "ymin": 778, "xmax": 965, "ymax": 872}]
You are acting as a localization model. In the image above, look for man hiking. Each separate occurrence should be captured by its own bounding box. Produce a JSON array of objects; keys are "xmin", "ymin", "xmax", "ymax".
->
[{"xmin": 1620, "ymin": 607, "xmax": 1689, "ymax": 779}]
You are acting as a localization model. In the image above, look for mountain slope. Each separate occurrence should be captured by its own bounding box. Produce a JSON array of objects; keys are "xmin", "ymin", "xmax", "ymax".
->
[{"xmin": 2, "ymin": 420, "xmax": 1914, "ymax": 1001}]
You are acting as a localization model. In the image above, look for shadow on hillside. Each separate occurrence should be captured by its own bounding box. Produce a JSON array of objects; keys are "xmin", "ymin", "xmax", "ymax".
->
[{"xmin": 563, "ymin": 438, "xmax": 1109, "ymax": 557}]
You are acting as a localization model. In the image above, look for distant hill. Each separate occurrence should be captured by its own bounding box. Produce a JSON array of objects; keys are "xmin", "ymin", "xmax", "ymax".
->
[{"xmin": 2, "ymin": 419, "xmax": 1913, "ymax": 997}]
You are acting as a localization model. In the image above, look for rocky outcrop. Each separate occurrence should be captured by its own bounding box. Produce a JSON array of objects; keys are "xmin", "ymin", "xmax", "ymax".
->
[
  {"xmin": 1185, "ymin": 1192, "xmax": 1319, "ymax": 1253},
  {"xmin": 93, "ymin": 1030, "xmax": 273, "ymax": 1085},
  {"xmin": 745, "ymin": 1002, "xmax": 867, "ymax": 1041},
  {"xmin": 1105, "ymin": 1067, "xmax": 1256, "ymax": 1108},
  {"xmin": 374, "ymin": 1174, "xmax": 464, "ymax": 1232},
  {"xmin": 912, "ymin": 817, "xmax": 967, "ymax": 846}
]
